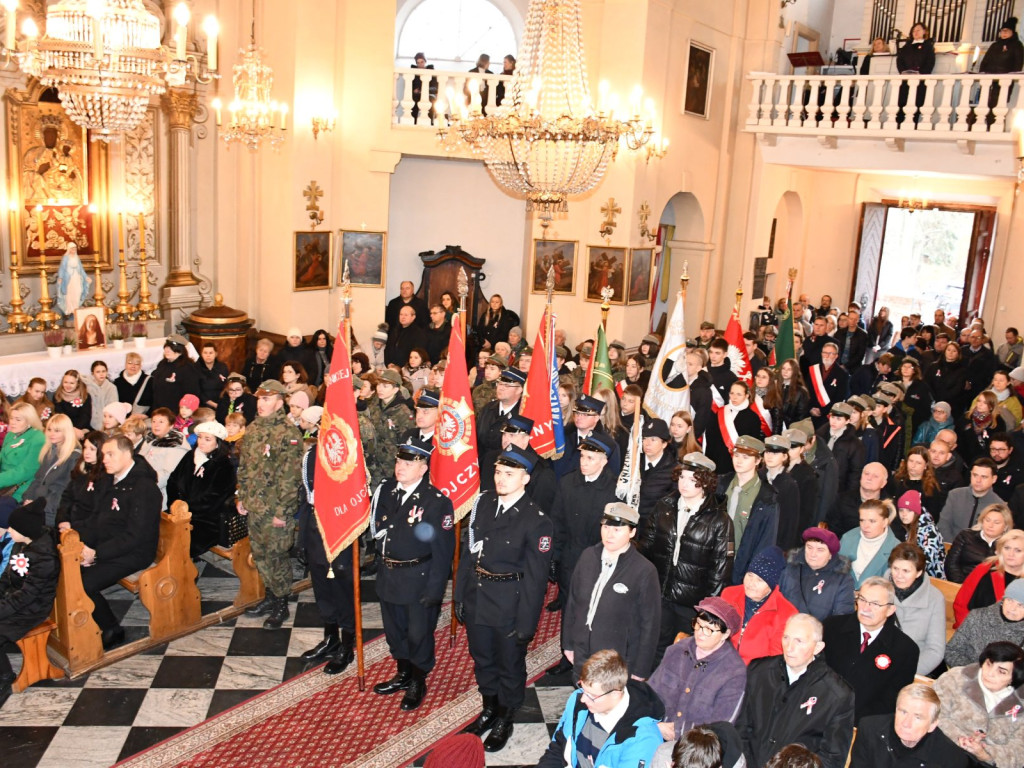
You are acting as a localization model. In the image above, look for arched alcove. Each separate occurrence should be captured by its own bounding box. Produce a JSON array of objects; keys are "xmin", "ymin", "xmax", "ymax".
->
[
  {"xmin": 394, "ymin": 0, "xmax": 524, "ymax": 68},
  {"xmin": 772, "ymin": 191, "xmax": 804, "ymax": 265},
  {"xmin": 653, "ymin": 192, "xmax": 708, "ymax": 337},
  {"xmin": 658, "ymin": 191, "xmax": 705, "ymax": 242}
]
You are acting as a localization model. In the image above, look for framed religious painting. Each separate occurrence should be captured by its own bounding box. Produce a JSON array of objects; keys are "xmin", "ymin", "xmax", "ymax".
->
[
  {"xmin": 584, "ymin": 246, "xmax": 626, "ymax": 304},
  {"xmin": 683, "ymin": 41, "xmax": 715, "ymax": 119},
  {"xmin": 5, "ymin": 89, "xmax": 113, "ymax": 273},
  {"xmin": 74, "ymin": 306, "xmax": 107, "ymax": 350},
  {"xmin": 531, "ymin": 239, "xmax": 577, "ymax": 295},
  {"xmin": 338, "ymin": 230, "xmax": 386, "ymax": 288},
  {"xmin": 294, "ymin": 231, "xmax": 332, "ymax": 292},
  {"xmin": 627, "ymin": 248, "xmax": 654, "ymax": 305}
]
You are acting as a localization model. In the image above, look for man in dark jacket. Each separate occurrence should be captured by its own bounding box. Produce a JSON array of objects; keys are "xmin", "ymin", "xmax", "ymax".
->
[
  {"xmin": 0, "ymin": 499, "xmax": 58, "ymax": 708},
  {"xmin": 546, "ymin": 432, "xmax": 618, "ymax": 621},
  {"xmin": 384, "ymin": 305, "xmax": 429, "ymax": 368},
  {"xmin": 716, "ymin": 435, "xmax": 780, "ymax": 584},
  {"xmin": 737, "ymin": 613, "xmax": 855, "ymax": 768},
  {"xmin": 784, "ymin": 427, "xmax": 821, "ymax": 533},
  {"xmin": 823, "ymin": 577, "xmax": 919, "ymax": 722},
  {"xmin": 851, "ymin": 683, "xmax": 971, "ymax": 768},
  {"xmin": 807, "ymin": 343, "xmax": 850, "ymax": 430},
  {"xmin": 77, "ymin": 434, "xmax": 162, "ymax": 650},
  {"xmin": 559, "ymin": 504, "xmax": 661, "ymax": 681},
  {"xmin": 835, "ymin": 308, "xmax": 869, "ymax": 372},
  {"xmin": 475, "ymin": 367, "xmax": 524, "ymax": 456},
  {"xmin": 827, "ymin": 461, "xmax": 891, "ymax": 537},
  {"xmin": 241, "ymin": 337, "xmax": 280, "ymax": 391},
  {"xmin": 637, "ymin": 418, "xmax": 677, "ymax": 521},
  {"xmin": 537, "ymin": 650, "xmax": 664, "ymax": 768},
  {"xmin": 195, "ymin": 342, "xmax": 229, "ymax": 409},
  {"xmin": 637, "ymin": 452, "xmax": 734, "ymax": 662},
  {"xmin": 818, "ymin": 401, "xmax": 866, "ymax": 497},
  {"xmin": 384, "ymin": 280, "xmax": 429, "ymax": 332},
  {"xmin": 793, "ymin": 419, "xmax": 840, "ymax": 525},
  {"xmin": 554, "ymin": 394, "xmax": 621, "ymax": 480},
  {"xmin": 961, "ymin": 327, "xmax": 997, "ymax": 398},
  {"xmin": 478, "ymin": 415, "xmax": 557, "ymax": 515}
]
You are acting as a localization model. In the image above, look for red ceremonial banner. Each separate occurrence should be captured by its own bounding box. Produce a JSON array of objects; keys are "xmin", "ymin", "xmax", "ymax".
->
[
  {"xmin": 723, "ymin": 308, "xmax": 753, "ymax": 382},
  {"xmin": 431, "ymin": 321, "xmax": 480, "ymax": 521},
  {"xmin": 521, "ymin": 310, "xmax": 557, "ymax": 458},
  {"xmin": 313, "ymin": 325, "xmax": 371, "ymax": 562}
]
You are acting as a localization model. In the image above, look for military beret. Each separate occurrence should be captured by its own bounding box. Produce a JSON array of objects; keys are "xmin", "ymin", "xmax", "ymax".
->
[
  {"xmin": 255, "ymin": 379, "xmax": 287, "ymax": 396},
  {"xmin": 602, "ymin": 502, "xmax": 639, "ymax": 527},
  {"xmin": 733, "ymin": 435, "xmax": 765, "ymax": 456},
  {"xmin": 351, "ymin": 375, "xmax": 363, "ymax": 391},
  {"xmin": 495, "ymin": 444, "xmax": 536, "ymax": 472},
  {"xmin": 226, "ymin": 372, "xmax": 247, "ymax": 386},
  {"xmin": 764, "ymin": 434, "xmax": 791, "ymax": 453},
  {"xmin": 642, "ymin": 418, "xmax": 671, "ymax": 442},
  {"xmin": 574, "ymin": 394, "xmax": 605, "ymax": 415},
  {"xmin": 680, "ymin": 451, "xmax": 716, "ymax": 472},
  {"xmin": 501, "ymin": 414, "xmax": 535, "ymax": 434}
]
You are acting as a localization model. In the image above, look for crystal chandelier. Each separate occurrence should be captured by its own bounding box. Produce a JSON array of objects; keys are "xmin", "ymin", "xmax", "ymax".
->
[
  {"xmin": 7, "ymin": 0, "xmax": 219, "ymax": 141},
  {"xmin": 437, "ymin": 0, "xmax": 655, "ymax": 213},
  {"xmin": 210, "ymin": 5, "xmax": 287, "ymax": 152}
]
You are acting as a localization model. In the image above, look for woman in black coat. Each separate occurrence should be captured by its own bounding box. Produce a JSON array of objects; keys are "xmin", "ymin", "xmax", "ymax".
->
[
  {"xmin": 925, "ymin": 343, "xmax": 969, "ymax": 415},
  {"xmin": 779, "ymin": 359, "xmax": 811, "ymax": 429},
  {"xmin": 897, "ymin": 23, "xmax": 935, "ymax": 73},
  {"xmin": 704, "ymin": 381, "xmax": 763, "ymax": 471},
  {"xmin": 166, "ymin": 422, "xmax": 238, "ymax": 558},
  {"xmin": 474, "ymin": 294, "xmax": 519, "ymax": 352},
  {"xmin": 149, "ymin": 336, "xmax": 201, "ymax": 412},
  {"xmin": 636, "ymin": 456, "xmax": 734, "ymax": 661},
  {"xmin": 867, "ymin": 307, "xmax": 894, "ymax": 355},
  {"xmin": 980, "ymin": 18, "xmax": 1024, "ymax": 73},
  {"xmin": 214, "ymin": 374, "xmax": 257, "ymax": 425},
  {"xmin": 55, "ymin": 430, "xmax": 107, "ymax": 533},
  {"xmin": 308, "ymin": 329, "xmax": 333, "ymax": 387}
]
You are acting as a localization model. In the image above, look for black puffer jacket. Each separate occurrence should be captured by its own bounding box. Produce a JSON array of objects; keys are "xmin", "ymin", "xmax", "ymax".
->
[
  {"xmin": 781, "ymin": 385, "xmax": 811, "ymax": 429},
  {"xmin": 0, "ymin": 532, "xmax": 60, "ymax": 639},
  {"xmin": 945, "ymin": 528, "xmax": 997, "ymax": 583},
  {"xmin": 637, "ymin": 492, "xmax": 733, "ymax": 608}
]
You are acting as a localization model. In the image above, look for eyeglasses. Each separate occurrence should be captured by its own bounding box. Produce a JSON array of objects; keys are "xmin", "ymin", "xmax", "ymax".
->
[
  {"xmin": 575, "ymin": 683, "xmax": 621, "ymax": 702},
  {"xmin": 691, "ymin": 619, "xmax": 723, "ymax": 636},
  {"xmin": 855, "ymin": 596, "xmax": 893, "ymax": 609}
]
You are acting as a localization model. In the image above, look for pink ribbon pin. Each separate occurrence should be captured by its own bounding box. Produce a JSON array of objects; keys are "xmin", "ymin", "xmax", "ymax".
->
[
  {"xmin": 111, "ymin": 498, "xmax": 120, "ymax": 511},
  {"xmin": 263, "ymin": 444, "xmax": 271, "ymax": 457},
  {"xmin": 1008, "ymin": 705, "xmax": 1021, "ymax": 722},
  {"xmin": 195, "ymin": 465, "xmax": 205, "ymax": 478},
  {"xmin": 813, "ymin": 579, "xmax": 825, "ymax": 595},
  {"xmin": 86, "ymin": 481, "xmax": 94, "ymax": 492},
  {"xmin": 800, "ymin": 696, "xmax": 818, "ymax": 715}
]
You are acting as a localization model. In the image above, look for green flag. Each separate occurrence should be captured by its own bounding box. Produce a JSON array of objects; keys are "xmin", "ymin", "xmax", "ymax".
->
[
  {"xmin": 771, "ymin": 282, "xmax": 795, "ymax": 367},
  {"xmin": 584, "ymin": 325, "xmax": 615, "ymax": 395}
]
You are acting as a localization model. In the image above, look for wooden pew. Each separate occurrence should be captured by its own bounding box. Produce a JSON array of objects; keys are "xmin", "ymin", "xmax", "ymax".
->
[
  {"xmin": 930, "ymin": 576, "xmax": 960, "ymax": 640},
  {"xmin": 49, "ymin": 529, "xmax": 104, "ymax": 670},
  {"xmin": 209, "ymin": 536, "xmax": 265, "ymax": 608},
  {"xmin": 14, "ymin": 619, "xmax": 64, "ymax": 692},
  {"xmin": 117, "ymin": 501, "xmax": 201, "ymax": 641}
]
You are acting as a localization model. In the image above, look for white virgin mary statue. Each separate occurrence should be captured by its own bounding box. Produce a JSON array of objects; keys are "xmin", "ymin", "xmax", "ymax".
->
[{"xmin": 56, "ymin": 242, "xmax": 92, "ymax": 317}]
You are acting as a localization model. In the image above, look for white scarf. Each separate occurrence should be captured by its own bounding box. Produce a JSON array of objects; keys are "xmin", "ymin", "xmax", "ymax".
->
[
  {"xmin": 673, "ymin": 496, "xmax": 701, "ymax": 565},
  {"xmin": 585, "ymin": 548, "xmax": 623, "ymax": 629},
  {"xmin": 853, "ymin": 530, "xmax": 887, "ymax": 579},
  {"xmin": 979, "ymin": 670, "xmax": 1014, "ymax": 712},
  {"xmin": 193, "ymin": 450, "xmax": 210, "ymax": 473},
  {"xmin": 123, "ymin": 371, "xmax": 142, "ymax": 385}
]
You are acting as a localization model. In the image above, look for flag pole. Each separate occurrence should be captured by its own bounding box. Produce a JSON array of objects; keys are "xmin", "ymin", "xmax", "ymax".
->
[
  {"xmin": 450, "ymin": 266, "xmax": 469, "ymax": 647},
  {"xmin": 735, "ymin": 281, "xmax": 743, "ymax": 315},
  {"xmin": 600, "ymin": 285, "xmax": 613, "ymax": 331},
  {"xmin": 341, "ymin": 261, "xmax": 367, "ymax": 692},
  {"xmin": 680, "ymin": 263, "xmax": 690, "ymax": 302}
]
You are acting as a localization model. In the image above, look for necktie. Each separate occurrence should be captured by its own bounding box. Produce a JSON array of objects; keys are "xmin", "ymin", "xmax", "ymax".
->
[
  {"xmin": 970, "ymin": 496, "xmax": 981, "ymax": 527},
  {"xmin": 728, "ymin": 485, "xmax": 741, "ymax": 523},
  {"xmin": 860, "ymin": 631, "xmax": 870, "ymax": 653},
  {"xmin": 495, "ymin": 503, "xmax": 505, "ymax": 518}
]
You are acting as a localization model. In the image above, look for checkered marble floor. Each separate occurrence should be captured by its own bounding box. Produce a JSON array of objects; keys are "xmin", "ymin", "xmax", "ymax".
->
[{"xmin": 1, "ymin": 555, "xmax": 574, "ymax": 767}]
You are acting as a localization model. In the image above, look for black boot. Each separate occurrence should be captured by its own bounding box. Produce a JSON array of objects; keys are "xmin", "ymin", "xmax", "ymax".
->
[
  {"xmin": 263, "ymin": 596, "xmax": 290, "ymax": 629},
  {"xmin": 324, "ymin": 630, "xmax": 356, "ymax": 675},
  {"xmin": 372, "ymin": 659, "xmax": 412, "ymax": 694},
  {"xmin": 300, "ymin": 623, "xmax": 340, "ymax": 662},
  {"xmin": 545, "ymin": 654, "xmax": 573, "ymax": 676},
  {"xmin": 245, "ymin": 595, "xmax": 274, "ymax": 616},
  {"xmin": 483, "ymin": 706, "xmax": 515, "ymax": 752},
  {"xmin": 462, "ymin": 693, "xmax": 499, "ymax": 735},
  {"xmin": 400, "ymin": 665, "xmax": 427, "ymax": 711},
  {"xmin": 101, "ymin": 626, "xmax": 126, "ymax": 651}
]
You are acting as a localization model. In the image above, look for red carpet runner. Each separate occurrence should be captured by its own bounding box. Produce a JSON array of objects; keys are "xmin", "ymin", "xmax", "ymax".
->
[{"xmin": 116, "ymin": 589, "xmax": 563, "ymax": 768}]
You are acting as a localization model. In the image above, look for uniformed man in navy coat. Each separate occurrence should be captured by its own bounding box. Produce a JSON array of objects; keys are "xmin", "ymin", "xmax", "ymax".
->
[
  {"xmin": 369, "ymin": 443, "xmax": 455, "ymax": 711},
  {"xmin": 455, "ymin": 445, "xmax": 553, "ymax": 752}
]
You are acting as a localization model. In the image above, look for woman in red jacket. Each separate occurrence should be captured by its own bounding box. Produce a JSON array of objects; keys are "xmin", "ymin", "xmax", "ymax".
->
[
  {"xmin": 720, "ymin": 545, "xmax": 797, "ymax": 664},
  {"xmin": 954, "ymin": 528, "xmax": 1024, "ymax": 627}
]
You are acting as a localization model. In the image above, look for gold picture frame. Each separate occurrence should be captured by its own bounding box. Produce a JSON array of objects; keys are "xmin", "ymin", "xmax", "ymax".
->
[
  {"xmin": 585, "ymin": 246, "xmax": 626, "ymax": 304},
  {"xmin": 531, "ymin": 239, "xmax": 577, "ymax": 295},
  {"xmin": 628, "ymin": 248, "xmax": 655, "ymax": 305},
  {"xmin": 74, "ymin": 306, "xmax": 107, "ymax": 350},
  {"xmin": 338, "ymin": 230, "xmax": 387, "ymax": 288},
  {"xmin": 294, "ymin": 231, "xmax": 333, "ymax": 292}
]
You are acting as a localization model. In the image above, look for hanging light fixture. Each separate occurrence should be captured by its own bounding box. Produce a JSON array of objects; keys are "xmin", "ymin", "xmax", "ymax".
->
[
  {"xmin": 6, "ymin": 0, "xmax": 219, "ymax": 141},
  {"xmin": 210, "ymin": 0, "xmax": 287, "ymax": 151},
  {"xmin": 436, "ymin": 0, "xmax": 656, "ymax": 213}
]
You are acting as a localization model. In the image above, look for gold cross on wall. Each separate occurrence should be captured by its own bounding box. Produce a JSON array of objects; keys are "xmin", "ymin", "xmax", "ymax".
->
[
  {"xmin": 599, "ymin": 197, "xmax": 622, "ymax": 238},
  {"xmin": 303, "ymin": 181, "xmax": 324, "ymax": 211}
]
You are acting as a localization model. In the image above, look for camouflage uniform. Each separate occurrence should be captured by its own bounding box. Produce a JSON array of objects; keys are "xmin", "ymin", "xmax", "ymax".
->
[
  {"xmin": 237, "ymin": 405, "xmax": 303, "ymax": 598},
  {"xmin": 365, "ymin": 394, "xmax": 413, "ymax": 481},
  {"xmin": 472, "ymin": 380, "xmax": 496, "ymax": 414},
  {"xmin": 357, "ymin": 409, "xmax": 381, "ymax": 487}
]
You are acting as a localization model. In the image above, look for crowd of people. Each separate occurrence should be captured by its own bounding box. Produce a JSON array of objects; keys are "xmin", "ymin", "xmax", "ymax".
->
[{"xmin": 3, "ymin": 278, "xmax": 1024, "ymax": 768}]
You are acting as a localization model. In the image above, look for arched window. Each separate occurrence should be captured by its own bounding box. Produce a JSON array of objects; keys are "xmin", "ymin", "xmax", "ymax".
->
[{"xmin": 396, "ymin": 0, "xmax": 518, "ymax": 71}]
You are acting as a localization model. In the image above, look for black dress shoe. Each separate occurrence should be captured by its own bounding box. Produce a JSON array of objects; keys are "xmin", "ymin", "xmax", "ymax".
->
[
  {"xmin": 101, "ymin": 626, "xmax": 126, "ymax": 651},
  {"xmin": 373, "ymin": 660, "xmax": 412, "ymax": 694},
  {"xmin": 462, "ymin": 694, "xmax": 499, "ymax": 735},
  {"xmin": 545, "ymin": 656, "xmax": 573, "ymax": 676},
  {"xmin": 300, "ymin": 635, "xmax": 341, "ymax": 663},
  {"xmin": 245, "ymin": 596, "xmax": 274, "ymax": 616},
  {"xmin": 399, "ymin": 671, "xmax": 426, "ymax": 711},
  {"xmin": 483, "ymin": 709, "xmax": 515, "ymax": 752}
]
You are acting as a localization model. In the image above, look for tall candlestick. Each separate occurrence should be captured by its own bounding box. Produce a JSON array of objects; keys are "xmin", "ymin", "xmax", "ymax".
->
[
  {"xmin": 6, "ymin": 203, "xmax": 31, "ymax": 332},
  {"xmin": 114, "ymin": 212, "xmax": 132, "ymax": 317},
  {"xmin": 135, "ymin": 210, "xmax": 157, "ymax": 318},
  {"xmin": 33, "ymin": 205, "xmax": 59, "ymax": 328}
]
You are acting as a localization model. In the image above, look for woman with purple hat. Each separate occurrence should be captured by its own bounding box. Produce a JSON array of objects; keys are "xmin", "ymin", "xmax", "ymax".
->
[
  {"xmin": 649, "ymin": 596, "xmax": 747, "ymax": 743},
  {"xmin": 779, "ymin": 527, "xmax": 856, "ymax": 622}
]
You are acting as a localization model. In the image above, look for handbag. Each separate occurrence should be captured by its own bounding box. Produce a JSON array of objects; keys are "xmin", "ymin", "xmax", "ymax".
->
[
  {"xmin": 218, "ymin": 507, "xmax": 249, "ymax": 548},
  {"xmin": 0, "ymin": 484, "xmax": 20, "ymax": 497}
]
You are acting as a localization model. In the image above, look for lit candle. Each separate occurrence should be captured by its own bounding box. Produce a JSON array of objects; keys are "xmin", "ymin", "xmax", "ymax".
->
[
  {"xmin": 973, "ymin": 45, "xmax": 980, "ymax": 66},
  {"xmin": 8, "ymin": 202, "xmax": 17, "ymax": 268},
  {"xmin": 280, "ymin": 103, "xmax": 288, "ymax": 131},
  {"xmin": 211, "ymin": 97, "xmax": 222, "ymax": 126},
  {"xmin": 173, "ymin": 3, "xmax": 190, "ymax": 60},
  {"xmin": 117, "ymin": 211, "xmax": 125, "ymax": 257},
  {"xmin": 34, "ymin": 204, "xmax": 44, "ymax": 263},
  {"xmin": 137, "ymin": 211, "xmax": 145, "ymax": 256},
  {"xmin": 2, "ymin": 0, "xmax": 16, "ymax": 52},
  {"xmin": 202, "ymin": 15, "xmax": 219, "ymax": 70}
]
